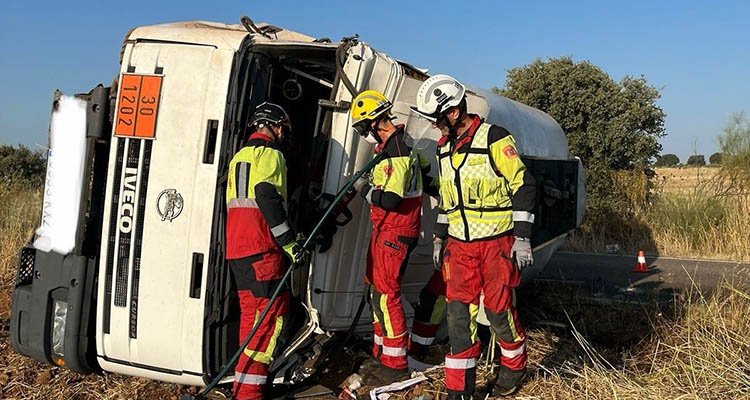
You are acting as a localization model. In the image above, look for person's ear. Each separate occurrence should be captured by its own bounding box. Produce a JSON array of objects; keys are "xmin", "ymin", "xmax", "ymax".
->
[{"xmin": 449, "ymin": 107, "xmax": 460, "ymax": 121}]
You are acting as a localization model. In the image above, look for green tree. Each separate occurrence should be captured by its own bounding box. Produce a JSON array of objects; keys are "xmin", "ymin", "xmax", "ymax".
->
[
  {"xmin": 709, "ymin": 152, "xmax": 723, "ymax": 165},
  {"xmin": 687, "ymin": 155, "xmax": 706, "ymax": 166},
  {"xmin": 496, "ymin": 56, "xmax": 666, "ymax": 215},
  {"xmin": 497, "ymin": 57, "xmax": 665, "ymax": 171},
  {"xmin": 0, "ymin": 144, "xmax": 47, "ymax": 187},
  {"xmin": 655, "ymin": 153, "xmax": 680, "ymax": 167}
]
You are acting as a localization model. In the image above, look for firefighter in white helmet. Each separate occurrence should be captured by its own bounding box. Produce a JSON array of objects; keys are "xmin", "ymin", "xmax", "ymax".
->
[{"xmin": 412, "ymin": 75, "xmax": 536, "ymax": 399}]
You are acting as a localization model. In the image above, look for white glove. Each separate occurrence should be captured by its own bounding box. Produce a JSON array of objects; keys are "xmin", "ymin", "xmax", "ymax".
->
[
  {"xmin": 510, "ymin": 237, "xmax": 533, "ymax": 271},
  {"xmin": 432, "ymin": 238, "xmax": 444, "ymax": 271}
]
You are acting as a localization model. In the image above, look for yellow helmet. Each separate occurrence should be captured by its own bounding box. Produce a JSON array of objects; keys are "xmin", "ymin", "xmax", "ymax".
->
[{"xmin": 350, "ymin": 90, "xmax": 393, "ymax": 127}]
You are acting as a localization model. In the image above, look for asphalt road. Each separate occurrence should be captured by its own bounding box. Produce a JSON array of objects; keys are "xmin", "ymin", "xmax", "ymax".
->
[{"xmin": 540, "ymin": 251, "xmax": 750, "ymax": 296}]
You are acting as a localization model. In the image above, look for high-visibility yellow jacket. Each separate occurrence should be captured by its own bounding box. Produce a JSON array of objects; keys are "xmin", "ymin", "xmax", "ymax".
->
[
  {"xmin": 435, "ymin": 116, "xmax": 536, "ymax": 242},
  {"xmin": 364, "ymin": 126, "xmax": 432, "ymax": 236},
  {"xmin": 226, "ymin": 132, "xmax": 293, "ymax": 259}
]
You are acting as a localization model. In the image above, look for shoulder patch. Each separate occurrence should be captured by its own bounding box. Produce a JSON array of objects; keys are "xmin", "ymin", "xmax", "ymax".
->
[
  {"xmin": 503, "ymin": 145, "xmax": 518, "ymax": 159},
  {"xmin": 383, "ymin": 164, "xmax": 394, "ymax": 177}
]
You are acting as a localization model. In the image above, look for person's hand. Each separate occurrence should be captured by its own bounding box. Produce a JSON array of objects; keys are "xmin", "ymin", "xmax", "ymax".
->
[
  {"xmin": 432, "ymin": 238, "xmax": 444, "ymax": 271},
  {"xmin": 510, "ymin": 237, "xmax": 533, "ymax": 271},
  {"xmin": 282, "ymin": 240, "xmax": 309, "ymax": 267}
]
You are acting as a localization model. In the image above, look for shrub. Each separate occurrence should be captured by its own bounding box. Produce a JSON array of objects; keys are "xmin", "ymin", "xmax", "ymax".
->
[{"xmin": 0, "ymin": 144, "xmax": 47, "ymax": 187}]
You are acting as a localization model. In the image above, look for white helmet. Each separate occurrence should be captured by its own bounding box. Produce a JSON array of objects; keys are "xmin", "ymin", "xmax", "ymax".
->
[{"xmin": 411, "ymin": 74, "xmax": 466, "ymax": 122}]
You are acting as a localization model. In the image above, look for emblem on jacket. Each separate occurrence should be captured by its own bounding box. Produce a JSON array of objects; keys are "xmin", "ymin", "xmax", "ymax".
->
[{"xmin": 156, "ymin": 189, "xmax": 184, "ymax": 222}]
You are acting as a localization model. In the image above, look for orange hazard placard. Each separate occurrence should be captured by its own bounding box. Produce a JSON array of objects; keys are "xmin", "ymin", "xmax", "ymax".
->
[{"xmin": 114, "ymin": 74, "xmax": 163, "ymax": 139}]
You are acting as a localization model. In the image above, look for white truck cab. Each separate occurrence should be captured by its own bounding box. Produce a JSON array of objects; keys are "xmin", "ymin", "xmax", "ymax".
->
[{"xmin": 10, "ymin": 18, "xmax": 585, "ymax": 387}]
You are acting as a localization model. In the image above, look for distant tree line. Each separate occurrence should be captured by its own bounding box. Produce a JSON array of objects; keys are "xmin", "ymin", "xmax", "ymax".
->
[{"xmin": 654, "ymin": 152, "xmax": 724, "ymax": 167}]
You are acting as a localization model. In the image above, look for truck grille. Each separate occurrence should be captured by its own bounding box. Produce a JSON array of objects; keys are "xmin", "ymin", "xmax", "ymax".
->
[{"xmin": 103, "ymin": 138, "xmax": 152, "ymax": 337}]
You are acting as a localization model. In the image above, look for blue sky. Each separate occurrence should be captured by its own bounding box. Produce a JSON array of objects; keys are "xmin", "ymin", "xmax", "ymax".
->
[{"xmin": 1, "ymin": 0, "xmax": 748, "ymax": 161}]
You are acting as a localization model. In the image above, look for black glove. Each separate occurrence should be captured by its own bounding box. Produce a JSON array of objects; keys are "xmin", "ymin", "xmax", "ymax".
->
[{"xmin": 282, "ymin": 240, "xmax": 310, "ymax": 267}]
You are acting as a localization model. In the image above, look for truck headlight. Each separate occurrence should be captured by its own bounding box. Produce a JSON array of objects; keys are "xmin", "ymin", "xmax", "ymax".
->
[{"xmin": 51, "ymin": 300, "xmax": 68, "ymax": 359}]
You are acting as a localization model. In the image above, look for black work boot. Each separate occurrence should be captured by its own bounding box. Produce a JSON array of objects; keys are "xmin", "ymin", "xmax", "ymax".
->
[
  {"xmin": 446, "ymin": 394, "xmax": 473, "ymax": 400},
  {"xmin": 492, "ymin": 366, "xmax": 527, "ymax": 397},
  {"xmin": 362, "ymin": 364, "xmax": 410, "ymax": 386}
]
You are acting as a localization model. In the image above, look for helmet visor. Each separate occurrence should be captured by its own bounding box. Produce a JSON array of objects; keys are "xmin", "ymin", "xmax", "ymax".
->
[
  {"xmin": 409, "ymin": 105, "xmax": 440, "ymax": 123},
  {"xmin": 405, "ymin": 109, "xmax": 442, "ymax": 150}
]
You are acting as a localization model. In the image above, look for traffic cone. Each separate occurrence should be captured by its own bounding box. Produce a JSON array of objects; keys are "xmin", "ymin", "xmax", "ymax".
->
[{"xmin": 632, "ymin": 250, "xmax": 649, "ymax": 273}]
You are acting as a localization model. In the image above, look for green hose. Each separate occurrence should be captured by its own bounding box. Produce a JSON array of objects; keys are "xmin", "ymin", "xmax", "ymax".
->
[{"xmin": 187, "ymin": 150, "xmax": 386, "ymax": 400}]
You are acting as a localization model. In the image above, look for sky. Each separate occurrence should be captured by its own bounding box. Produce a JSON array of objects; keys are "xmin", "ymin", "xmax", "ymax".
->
[{"xmin": 1, "ymin": 0, "xmax": 748, "ymax": 161}]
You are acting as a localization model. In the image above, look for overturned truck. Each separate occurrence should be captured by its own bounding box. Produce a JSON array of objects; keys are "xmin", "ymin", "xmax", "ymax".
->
[{"xmin": 10, "ymin": 18, "xmax": 585, "ymax": 387}]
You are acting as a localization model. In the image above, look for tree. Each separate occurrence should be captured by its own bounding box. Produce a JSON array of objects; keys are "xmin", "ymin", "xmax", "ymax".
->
[
  {"xmin": 687, "ymin": 155, "xmax": 706, "ymax": 166},
  {"xmin": 655, "ymin": 153, "xmax": 680, "ymax": 167},
  {"xmin": 709, "ymin": 152, "xmax": 723, "ymax": 165},
  {"xmin": 0, "ymin": 144, "xmax": 47, "ymax": 187},
  {"xmin": 496, "ymin": 57, "xmax": 666, "ymax": 215},
  {"xmin": 497, "ymin": 57, "xmax": 665, "ymax": 171}
]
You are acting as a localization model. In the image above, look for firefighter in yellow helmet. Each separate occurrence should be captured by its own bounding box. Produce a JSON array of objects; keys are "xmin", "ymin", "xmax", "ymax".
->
[
  {"xmin": 349, "ymin": 90, "xmax": 436, "ymax": 385},
  {"xmin": 226, "ymin": 102, "xmax": 307, "ymax": 400},
  {"xmin": 412, "ymin": 75, "xmax": 537, "ymax": 399}
]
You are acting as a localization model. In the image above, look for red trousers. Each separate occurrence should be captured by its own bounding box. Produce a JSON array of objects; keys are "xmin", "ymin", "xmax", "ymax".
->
[
  {"xmin": 442, "ymin": 235, "xmax": 526, "ymax": 396},
  {"xmin": 365, "ymin": 229, "xmax": 417, "ymax": 370},
  {"xmin": 229, "ymin": 252, "xmax": 290, "ymax": 400}
]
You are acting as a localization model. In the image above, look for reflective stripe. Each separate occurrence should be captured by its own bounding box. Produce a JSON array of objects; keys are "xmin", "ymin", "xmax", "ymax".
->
[
  {"xmin": 237, "ymin": 162, "xmax": 249, "ymax": 199},
  {"xmin": 500, "ymin": 343, "xmax": 526, "ymax": 359},
  {"xmin": 382, "ymin": 345, "xmax": 407, "ymax": 357},
  {"xmin": 437, "ymin": 213, "xmax": 448, "ymax": 224},
  {"xmin": 512, "ymin": 211, "xmax": 535, "ymax": 223},
  {"xmin": 638, "ymin": 255, "xmax": 646, "ymax": 263},
  {"xmin": 380, "ymin": 293, "xmax": 393, "ymax": 336},
  {"xmin": 469, "ymin": 303, "xmax": 479, "ymax": 343},
  {"xmin": 270, "ymin": 221, "xmax": 290, "ymax": 237},
  {"xmin": 507, "ymin": 309, "xmax": 522, "ymax": 342},
  {"xmin": 374, "ymin": 335, "xmax": 383, "ymax": 345},
  {"xmin": 444, "ymin": 357, "xmax": 476, "ymax": 369},
  {"xmin": 244, "ymin": 314, "xmax": 284, "ymax": 364},
  {"xmin": 235, "ymin": 372, "xmax": 267, "ymax": 385},
  {"xmin": 227, "ymin": 198, "xmax": 259, "ymax": 208},
  {"xmin": 410, "ymin": 333, "xmax": 434, "ymax": 346}
]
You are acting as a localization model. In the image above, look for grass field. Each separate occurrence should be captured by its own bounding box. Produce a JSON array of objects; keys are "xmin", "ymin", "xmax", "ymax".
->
[{"xmin": 567, "ymin": 166, "xmax": 750, "ymax": 261}]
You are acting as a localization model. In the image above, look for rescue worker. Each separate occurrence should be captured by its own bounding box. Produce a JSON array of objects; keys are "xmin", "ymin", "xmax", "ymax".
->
[
  {"xmin": 349, "ymin": 90, "xmax": 432, "ymax": 384},
  {"xmin": 225, "ymin": 102, "xmax": 307, "ymax": 400},
  {"xmin": 412, "ymin": 75, "xmax": 537, "ymax": 399},
  {"xmin": 408, "ymin": 265, "xmax": 447, "ymax": 363}
]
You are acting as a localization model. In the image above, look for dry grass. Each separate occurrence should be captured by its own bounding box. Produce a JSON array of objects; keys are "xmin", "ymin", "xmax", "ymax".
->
[
  {"xmin": 0, "ymin": 182, "xmax": 189, "ymax": 399},
  {"xmin": 3, "ymin": 178, "xmax": 750, "ymax": 399},
  {"xmin": 385, "ymin": 280, "xmax": 750, "ymax": 400},
  {"xmin": 567, "ymin": 166, "xmax": 750, "ymax": 261},
  {"xmin": 654, "ymin": 166, "xmax": 720, "ymax": 194}
]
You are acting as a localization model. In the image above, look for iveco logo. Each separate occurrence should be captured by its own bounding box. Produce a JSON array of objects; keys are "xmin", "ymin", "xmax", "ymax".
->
[
  {"xmin": 157, "ymin": 189, "xmax": 184, "ymax": 222},
  {"xmin": 118, "ymin": 167, "xmax": 139, "ymax": 234}
]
